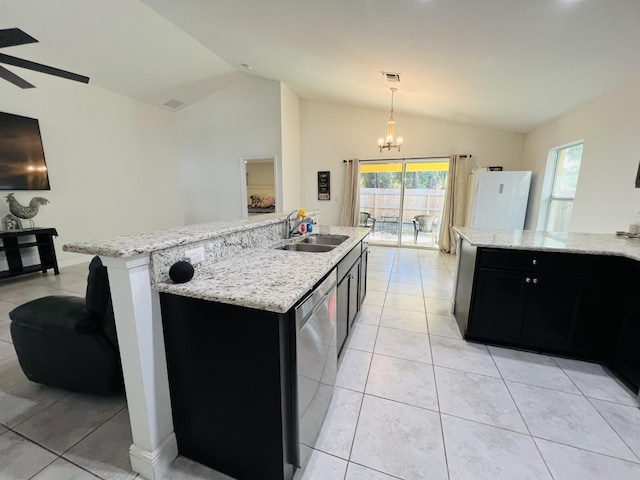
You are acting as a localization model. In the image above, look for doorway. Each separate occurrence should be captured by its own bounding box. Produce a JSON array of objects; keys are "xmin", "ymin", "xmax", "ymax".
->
[
  {"xmin": 240, "ymin": 156, "xmax": 280, "ymax": 218},
  {"xmin": 359, "ymin": 158, "xmax": 448, "ymax": 248}
]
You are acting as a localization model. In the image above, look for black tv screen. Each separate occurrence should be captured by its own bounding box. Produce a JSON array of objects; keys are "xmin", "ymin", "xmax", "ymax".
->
[{"xmin": 0, "ymin": 111, "xmax": 51, "ymax": 190}]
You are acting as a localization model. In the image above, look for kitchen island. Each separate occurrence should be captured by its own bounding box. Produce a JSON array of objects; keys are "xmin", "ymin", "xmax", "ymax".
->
[
  {"xmin": 452, "ymin": 227, "xmax": 640, "ymax": 404},
  {"xmin": 63, "ymin": 214, "xmax": 370, "ymax": 480}
]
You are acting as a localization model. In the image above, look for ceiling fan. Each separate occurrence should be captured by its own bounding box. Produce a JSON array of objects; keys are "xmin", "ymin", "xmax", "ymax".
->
[{"xmin": 0, "ymin": 28, "xmax": 89, "ymax": 89}]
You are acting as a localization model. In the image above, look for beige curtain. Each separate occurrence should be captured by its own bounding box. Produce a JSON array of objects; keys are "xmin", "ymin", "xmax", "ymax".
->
[
  {"xmin": 339, "ymin": 159, "xmax": 360, "ymax": 226},
  {"xmin": 438, "ymin": 154, "xmax": 470, "ymax": 253}
]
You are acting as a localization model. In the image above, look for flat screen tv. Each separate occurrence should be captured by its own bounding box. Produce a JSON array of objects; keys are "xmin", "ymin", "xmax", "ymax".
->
[{"xmin": 0, "ymin": 111, "xmax": 51, "ymax": 190}]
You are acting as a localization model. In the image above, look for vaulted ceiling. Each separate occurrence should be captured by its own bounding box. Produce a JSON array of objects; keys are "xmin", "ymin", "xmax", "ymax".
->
[{"xmin": 3, "ymin": 0, "xmax": 640, "ymax": 132}]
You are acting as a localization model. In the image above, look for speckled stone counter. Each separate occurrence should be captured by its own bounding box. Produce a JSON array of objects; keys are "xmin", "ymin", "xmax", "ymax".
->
[
  {"xmin": 64, "ymin": 214, "xmax": 369, "ymax": 314},
  {"xmin": 155, "ymin": 225, "xmax": 369, "ymax": 313},
  {"xmin": 63, "ymin": 213, "xmax": 287, "ymax": 258},
  {"xmin": 454, "ymin": 227, "xmax": 640, "ymax": 262}
]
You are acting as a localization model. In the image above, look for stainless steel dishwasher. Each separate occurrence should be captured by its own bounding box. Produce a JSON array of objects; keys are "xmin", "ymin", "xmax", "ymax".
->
[{"xmin": 294, "ymin": 269, "xmax": 337, "ymax": 470}]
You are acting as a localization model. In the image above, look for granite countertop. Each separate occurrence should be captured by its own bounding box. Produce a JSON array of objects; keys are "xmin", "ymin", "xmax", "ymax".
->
[
  {"xmin": 155, "ymin": 225, "xmax": 370, "ymax": 313},
  {"xmin": 454, "ymin": 227, "xmax": 640, "ymax": 262},
  {"xmin": 63, "ymin": 213, "xmax": 288, "ymax": 257}
]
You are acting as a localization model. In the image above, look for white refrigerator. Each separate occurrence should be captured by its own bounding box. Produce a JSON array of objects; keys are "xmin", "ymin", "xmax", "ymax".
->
[{"xmin": 464, "ymin": 170, "xmax": 532, "ymax": 229}]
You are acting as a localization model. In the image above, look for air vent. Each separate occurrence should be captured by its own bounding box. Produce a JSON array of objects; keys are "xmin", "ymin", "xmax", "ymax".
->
[
  {"xmin": 163, "ymin": 99, "xmax": 185, "ymax": 109},
  {"xmin": 381, "ymin": 71, "xmax": 401, "ymax": 83}
]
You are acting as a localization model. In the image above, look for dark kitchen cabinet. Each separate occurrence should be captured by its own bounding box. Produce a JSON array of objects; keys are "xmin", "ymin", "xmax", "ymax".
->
[
  {"xmin": 467, "ymin": 248, "xmax": 595, "ymax": 357},
  {"xmin": 611, "ymin": 262, "xmax": 640, "ymax": 391},
  {"xmin": 336, "ymin": 237, "xmax": 368, "ymax": 356}
]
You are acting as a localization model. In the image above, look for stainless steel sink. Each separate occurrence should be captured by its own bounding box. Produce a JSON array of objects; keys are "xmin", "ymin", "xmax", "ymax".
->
[
  {"xmin": 277, "ymin": 243, "xmax": 335, "ymax": 252},
  {"xmin": 299, "ymin": 234, "xmax": 349, "ymax": 246}
]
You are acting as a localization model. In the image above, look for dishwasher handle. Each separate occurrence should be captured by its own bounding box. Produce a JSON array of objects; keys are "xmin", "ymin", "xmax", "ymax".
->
[{"xmin": 295, "ymin": 269, "xmax": 337, "ymax": 327}]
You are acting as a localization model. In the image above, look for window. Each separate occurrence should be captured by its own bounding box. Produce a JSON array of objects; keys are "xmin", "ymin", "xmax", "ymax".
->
[{"xmin": 545, "ymin": 143, "xmax": 583, "ymax": 232}]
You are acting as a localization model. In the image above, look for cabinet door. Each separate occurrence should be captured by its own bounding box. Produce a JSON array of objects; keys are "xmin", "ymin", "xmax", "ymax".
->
[
  {"xmin": 337, "ymin": 277, "xmax": 349, "ymax": 355},
  {"xmin": 468, "ymin": 268, "xmax": 527, "ymax": 344},
  {"xmin": 359, "ymin": 248, "xmax": 368, "ymax": 307},
  {"xmin": 348, "ymin": 259, "xmax": 360, "ymax": 328},
  {"xmin": 521, "ymin": 273, "xmax": 586, "ymax": 353},
  {"xmin": 613, "ymin": 283, "xmax": 640, "ymax": 390}
]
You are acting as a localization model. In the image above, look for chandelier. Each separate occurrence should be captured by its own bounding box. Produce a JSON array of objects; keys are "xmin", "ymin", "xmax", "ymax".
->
[{"xmin": 377, "ymin": 87, "xmax": 403, "ymax": 152}]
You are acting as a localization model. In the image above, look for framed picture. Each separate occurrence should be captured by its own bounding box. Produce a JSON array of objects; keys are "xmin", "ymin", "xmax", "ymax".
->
[
  {"xmin": 318, "ymin": 171, "xmax": 330, "ymax": 200},
  {"xmin": 2, "ymin": 214, "xmax": 22, "ymax": 231}
]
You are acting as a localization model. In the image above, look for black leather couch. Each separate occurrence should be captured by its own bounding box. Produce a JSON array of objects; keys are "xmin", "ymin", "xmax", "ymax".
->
[{"xmin": 9, "ymin": 256, "xmax": 124, "ymax": 394}]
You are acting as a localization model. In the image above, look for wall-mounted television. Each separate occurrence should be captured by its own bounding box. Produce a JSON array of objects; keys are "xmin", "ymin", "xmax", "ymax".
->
[{"xmin": 0, "ymin": 111, "xmax": 51, "ymax": 190}]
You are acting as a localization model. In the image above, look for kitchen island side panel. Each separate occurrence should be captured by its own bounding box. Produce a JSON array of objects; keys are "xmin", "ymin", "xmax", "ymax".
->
[{"xmin": 159, "ymin": 293, "xmax": 295, "ymax": 480}]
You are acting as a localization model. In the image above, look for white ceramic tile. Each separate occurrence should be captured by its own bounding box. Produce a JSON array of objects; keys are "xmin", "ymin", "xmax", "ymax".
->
[
  {"xmin": 362, "ymin": 292, "xmax": 385, "ymax": 307},
  {"xmin": 0, "ymin": 299, "xmax": 19, "ymax": 318},
  {"xmin": 422, "ymin": 284, "xmax": 453, "ymax": 299},
  {"xmin": 590, "ymin": 398, "xmax": 640, "ymax": 460},
  {"xmin": 536, "ymin": 438, "xmax": 640, "ymax": 480},
  {"xmin": 297, "ymin": 449, "xmax": 348, "ymax": 480},
  {"xmin": 14, "ymin": 393, "xmax": 126, "ymax": 454},
  {"xmin": 351, "ymin": 395, "xmax": 447, "ymax": 480},
  {"xmin": 379, "ymin": 308, "xmax": 428, "ymax": 333},
  {"xmin": 507, "ymin": 381, "xmax": 636, "ymax": 461},
  {"xmin": 346, "ymin": 323, "xmax": 378, "ymax": 353},
  {"xmin": 0, "ymin": 339, "xmax": 15, "ymax": 361},
  {"xmin": 554, "ymin": 357, "xmax": 638, "ymax": 406},
  {"xmin": 0, "ymin": 430, "xmax": 58, "ymax": 479},
  {"xmin": 388, "ymin": 273, "xmax": 422, "ymax": 285},
  {"xmin": 427, "ymin": 313, "xmax": 462, "ymax": 340},
  {"xmin": 366, "ymin": 279, "xmax": 389, "ymax": 293},
  {"xmin": 384, "ymin": 293, "xmax": 425, "ymax": 313},
  {"xmin": 0, "ymin": 380, "xmax": 70, "ymax": 428},
  {"xmin": 435, "ymin": 366, "xmax": 527, "ymax": 433},
  {"xmin": 366, "ymin": 354, "xmax": 438, "ymax": 410},
  {"xmin": 315, "ymin": 387, "xmax": 363, "ymax": 459},
  {"xmin": 488, "ymin": 346, "xmax": 580, "ymax": 394},
  {"xmin": 32, "ymin": 458, "xmax": 100, "ymax": 480},
  {"xmin": 421, "ymin": 274, "xmax": 453, "ymax": 288},
  {"xmin": 366, "ymin": 271, "xmax": 391, "ymax": 283},
  {"xmin": 160, "ymin": 455, "xmax": 234, "ymax": 480},
  {"xmin": 357, "ymin": 304, "xmax": 382, "ymax": 327},
  {"xmin": 345, "ymin": 462, "xmax": 399, "ymax": 480},
  {"xmin": 425, "ymin": 298, "xmax": 450, "ymax": 315},
  {"xmin": 430, "ymin": 336, "xmax": 501, "ymax": 377},
  {"xmin": 373, "ymin": 327, "xmax": 432, "ymax": 364},
  {"xmin": 0, "ymin": 355, "xmax": 28, "ymax": 390},
  {"xmin": 0, "ymin": 320, "xmax": 11, "ymax": 343},
  {"xmin": 386, "ymin": 281, "xmax": 423, "ymax": 297},
  {"xmin": 336, "ymin": 348, "xmax": 372, "ymax": 392},
  {"xmin": 442, "ymin": 414, "xmax": 552, "ymax": 480},
  {"xmin": 64, "ymin": 408, "xmax": 135, "ymax": 479}
]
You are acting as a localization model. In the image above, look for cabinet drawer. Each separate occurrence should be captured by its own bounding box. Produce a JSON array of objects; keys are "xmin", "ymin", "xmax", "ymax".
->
[
  {"xmin": 337, "ymin": 242, "xmax": 361, "ymax": 282},
  {"xmin": 477, "ymin": 248, "xmax": 593, "ymax": 275}
]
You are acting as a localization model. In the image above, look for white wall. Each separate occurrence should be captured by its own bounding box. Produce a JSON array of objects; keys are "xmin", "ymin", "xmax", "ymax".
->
[
  {"xmin": 280, "ymin": 83, "xmax": 301, "ymax": 213},
  {"xmin": 521, "ymin": 78, "xmax": 640, "ymax": 233},
  {"xmin": 300, "ymin": 99, "xmax": 526, "ymax": 225},
  {"xmin": 0, "ymin": 75, "xmax": 183, "ymax": 266},
  {"xmin": 175, "ymin": 74, "xmax": 283, "ymax": 223}
]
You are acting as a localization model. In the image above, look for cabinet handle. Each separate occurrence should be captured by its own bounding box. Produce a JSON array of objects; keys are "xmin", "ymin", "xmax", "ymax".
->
[
  {"xmin": 532, "ymin": 259, "xmax": 537, "ymax": 265},
  {"xmin": 526, "ymin": 277, "xmax": 531, "ymax": 283},
  {"xmin": 533, "ymin": 278, "xmax": 538, "ymax": 284}
]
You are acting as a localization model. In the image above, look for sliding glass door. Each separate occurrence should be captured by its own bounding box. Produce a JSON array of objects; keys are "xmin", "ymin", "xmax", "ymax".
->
[{"xmin": 359, "ymin": 158, "xmax": 448, "ymax": 248}]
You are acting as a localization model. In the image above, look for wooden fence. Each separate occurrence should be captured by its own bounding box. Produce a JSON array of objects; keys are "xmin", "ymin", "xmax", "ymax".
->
[{"xmin": 360, "ymin": 188, "xmax": 445, "ymax": 222}]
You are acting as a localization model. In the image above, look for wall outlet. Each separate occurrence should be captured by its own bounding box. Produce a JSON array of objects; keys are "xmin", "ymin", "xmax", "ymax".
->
[{"xmin": 185, "ymin": 247, "xmax": 205, "ymax": 264}]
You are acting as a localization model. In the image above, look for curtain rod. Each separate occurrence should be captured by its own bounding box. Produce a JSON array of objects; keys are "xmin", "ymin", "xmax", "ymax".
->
[{"xmin": 343, "ymin": 154, "xmax": 472, "ymax": 163}]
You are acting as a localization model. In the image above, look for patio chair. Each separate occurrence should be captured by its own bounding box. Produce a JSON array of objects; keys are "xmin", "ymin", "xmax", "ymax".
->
[
  {"xmin": 359, "ymin": 212, "xmax": 376, "ymax": 232},
  {"xmin": 413, "ymin": 215, "xmax": 439, "ymax": 244}
]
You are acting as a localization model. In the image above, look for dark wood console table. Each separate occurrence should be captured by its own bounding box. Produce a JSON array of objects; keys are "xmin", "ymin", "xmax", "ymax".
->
[{"xmin": 0, "ymin": 228, "xmax": 59, "ymax": 279}]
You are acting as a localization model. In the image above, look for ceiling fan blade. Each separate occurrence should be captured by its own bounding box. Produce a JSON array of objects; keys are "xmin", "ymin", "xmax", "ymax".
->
[
  {"xmin": 0, "ymin": 52, "xmax": 89, "ymax": 84},
  {"xmin": 0, "ymin": 64, "xmax": 35, "ymax": 88},
  {"xmin": 0, "ymin": 28, "xmax": 38, "ymax": 49}
]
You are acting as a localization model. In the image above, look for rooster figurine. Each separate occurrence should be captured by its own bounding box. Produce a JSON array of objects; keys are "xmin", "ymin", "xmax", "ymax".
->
[{"xmin": 5, "ymin": 193, "xmax": 50, "ymax": 228}]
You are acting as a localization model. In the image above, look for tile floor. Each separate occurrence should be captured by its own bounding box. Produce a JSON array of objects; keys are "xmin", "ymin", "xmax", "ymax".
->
[{"xmin": 0, "ymin": 247, "xmax": 639, "ymax": 479}]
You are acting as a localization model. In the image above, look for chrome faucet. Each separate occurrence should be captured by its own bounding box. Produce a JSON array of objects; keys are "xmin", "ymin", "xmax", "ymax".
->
[{"xmin": 286, "ymin": 209, "xmax": 310, "ymax": 238}]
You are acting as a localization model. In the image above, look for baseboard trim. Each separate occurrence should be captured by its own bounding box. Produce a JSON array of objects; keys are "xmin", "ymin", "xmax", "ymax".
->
[{"xmin": 129, "ymin": 433, "xmax": 178, "ymax": 480}]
